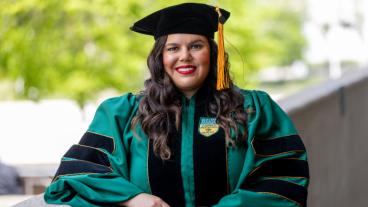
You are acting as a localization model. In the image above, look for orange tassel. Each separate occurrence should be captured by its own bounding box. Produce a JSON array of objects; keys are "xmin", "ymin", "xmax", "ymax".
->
[{"xmin": 215, "ymin": 6, "xmax": 230, "ymax": 90}]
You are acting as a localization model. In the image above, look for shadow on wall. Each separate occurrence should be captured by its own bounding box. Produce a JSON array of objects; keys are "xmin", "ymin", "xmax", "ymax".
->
[{"xmin": 0, "ymin": 162, "xmax": 23, "ymax": 195}]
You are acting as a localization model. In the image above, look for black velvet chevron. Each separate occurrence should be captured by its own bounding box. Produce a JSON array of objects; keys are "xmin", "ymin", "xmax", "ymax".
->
[
  {"xmin": 252, "ymin": 135, "xmax": 306, "ymax": 156},
  {"xmin": 193, "ymin": 87, "xmax": 228, "ymax": 206},
  {"xmin": 79, "ymin": 132, "xmax": 115, "ymax": 155},
  {"xmin": 52, "ymin": 160, "xmax": 112, "ymax": 183},
  {"xmin": 64, "ymin": 145, "xmax": 110, "ymax": 167},
  {"xmin": 241, "ymin": 159, "xmax": 309, "ymax": 190},
  {"xmin": 148, "ymin": 113, "xmax": 186, "ymax": 207},
  {"xmin": 248, "ymin": 159, "xmax": 309, "ymax": 180},
  {"xmin": 244, "ymin": 179, "xmax": 308, "ymax": 207}
]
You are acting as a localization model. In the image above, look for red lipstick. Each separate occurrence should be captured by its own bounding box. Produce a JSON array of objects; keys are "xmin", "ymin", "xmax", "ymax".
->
[{"xmin": 175, "ymin": 65, "xmax": 197, "ymax": 75}]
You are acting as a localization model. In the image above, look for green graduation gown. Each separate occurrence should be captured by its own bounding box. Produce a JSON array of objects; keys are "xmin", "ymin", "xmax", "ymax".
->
[{"xmin": 44, "ymin": 86, "xmax": 309, "ymax": 207}]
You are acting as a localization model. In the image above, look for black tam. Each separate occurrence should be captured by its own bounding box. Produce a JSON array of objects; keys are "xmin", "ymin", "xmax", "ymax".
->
[{"xmin": 130, "ymin": 3, "xmax": 230, "ymax": 40}]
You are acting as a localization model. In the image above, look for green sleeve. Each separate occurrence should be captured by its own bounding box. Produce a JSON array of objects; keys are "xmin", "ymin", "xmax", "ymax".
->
[
  {"xmin": 214, "ymin": 90, "xmax": 309, "ymax": 207},
  {"xmin": 44, "ymin": 93, "xmax": 144, "ymax": 207}
]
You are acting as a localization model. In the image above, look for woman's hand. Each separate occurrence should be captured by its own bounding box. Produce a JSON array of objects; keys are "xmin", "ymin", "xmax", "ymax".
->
[{"xmin": 116, "ymin": 193, "xmax": 171, "ymax": 207}]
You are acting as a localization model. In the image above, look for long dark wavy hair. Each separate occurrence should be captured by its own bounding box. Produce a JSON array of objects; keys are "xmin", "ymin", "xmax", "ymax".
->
[{"xmin": 131, "ymin": 35, "xmax": 250, "ymax": 160}]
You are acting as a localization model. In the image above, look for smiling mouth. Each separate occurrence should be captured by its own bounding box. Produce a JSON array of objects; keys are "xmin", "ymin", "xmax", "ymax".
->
[{"xmin": 175, "ymin": 65, "xmax": 197, "ymax": 75}]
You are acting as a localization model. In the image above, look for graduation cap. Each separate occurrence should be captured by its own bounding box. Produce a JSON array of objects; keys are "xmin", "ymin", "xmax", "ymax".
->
[{"xmin": 130, "ymin": 3, "xmax": 231, "ymax": 90}]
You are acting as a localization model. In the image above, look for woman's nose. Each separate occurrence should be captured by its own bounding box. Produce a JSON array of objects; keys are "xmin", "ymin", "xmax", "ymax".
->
[{"xmin": 179, "ymin": 48, "xmax": 192, "ymax": 61}]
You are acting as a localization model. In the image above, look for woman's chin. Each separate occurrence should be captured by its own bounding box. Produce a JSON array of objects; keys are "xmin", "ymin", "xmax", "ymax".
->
[{"xmin": 175, "ymin": 83, "xmax": 203, "ymax": 92}]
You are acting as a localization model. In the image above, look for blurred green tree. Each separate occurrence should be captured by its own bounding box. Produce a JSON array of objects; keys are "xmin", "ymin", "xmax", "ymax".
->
[{"xmin": 0, "ymin": 0, "xmax": 306, "ymax": 108}]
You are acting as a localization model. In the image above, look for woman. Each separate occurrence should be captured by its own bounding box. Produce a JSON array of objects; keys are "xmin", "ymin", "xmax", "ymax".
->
[{"xmin": 45, "ymin": 3, "xmax": 309, "ymax": 207}]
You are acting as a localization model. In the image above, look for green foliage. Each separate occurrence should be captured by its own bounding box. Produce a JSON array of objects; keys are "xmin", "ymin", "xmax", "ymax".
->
[{"xmin": 0, "ymin": 0, "xmax": 306, "ymax": 107}]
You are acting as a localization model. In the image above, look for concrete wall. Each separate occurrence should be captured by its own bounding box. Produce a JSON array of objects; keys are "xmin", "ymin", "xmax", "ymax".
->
[{"xmin": 278, "ymin": 68, "xmax": 368, "ymax": 207}]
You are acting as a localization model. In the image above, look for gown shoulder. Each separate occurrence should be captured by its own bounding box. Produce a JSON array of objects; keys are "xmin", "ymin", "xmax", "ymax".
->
[{"xmin": 88, "ymin": 92, "xmax": 140, "ymax": 139}]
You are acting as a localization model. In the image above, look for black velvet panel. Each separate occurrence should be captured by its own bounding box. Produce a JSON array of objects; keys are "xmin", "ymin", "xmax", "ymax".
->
[
  {"xmin": 248, "ymin": 159, "xmax": 309, "ymax": 179},
  {"xmin": 241, "ymin": 159, "xmax": 310, "ymax": 189},
  {"xmin": 79, "ymin": 132, "xmax": 115, "ymax": 154},
  {"xmin": 193, "ymin": 88, "xmax": 228, "ymax": 206},
  {"xmin": 64, "ymin": 145, "xmax": 110, "ymax": 167},
  {"xmin": 52, "ymin": 160, "xmax": 112, "ymax": 183},
  {"xmin": 148, "ymin": 114, "xmax": 186, "ymax": 207},
  {"xmin": 244, "ymin": 179, "xmax": 308, "ymax": 207},
  {"xmin": 252, "ymin": 135, "xmax": 306, "ymax": 156}
]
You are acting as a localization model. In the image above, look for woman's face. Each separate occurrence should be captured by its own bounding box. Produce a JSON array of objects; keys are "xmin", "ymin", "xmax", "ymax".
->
[{"xmin": 163, "ymin": 34, "xmax": 210, "ymax": 95}]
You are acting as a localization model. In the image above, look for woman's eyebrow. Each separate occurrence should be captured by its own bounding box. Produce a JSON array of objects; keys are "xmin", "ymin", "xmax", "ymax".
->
[
  {"xmin": 165, "ymin": 39, "xmax": 205, "ymax": 47},
  {"xmin": 165, "ymin": 43, "xmax": 179, "ymax": 47},
  {"xmin": 190, "ymin": 39, "xmax": 205, "ymax": 44}
]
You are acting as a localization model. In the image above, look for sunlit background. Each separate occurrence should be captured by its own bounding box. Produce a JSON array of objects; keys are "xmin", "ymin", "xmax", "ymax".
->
[{"xmin": 1, "ymin": 0, "xmax": 368, "ymax": 206}]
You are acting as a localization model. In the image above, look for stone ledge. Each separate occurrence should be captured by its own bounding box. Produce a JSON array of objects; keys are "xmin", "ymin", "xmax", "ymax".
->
[
  {"xmin": 12, "ymin": 194, "xmax": 70, "ymax": 207},
  {"xmin": 277, "ymin": 68, "xmax": 368, "ymax": 115}
]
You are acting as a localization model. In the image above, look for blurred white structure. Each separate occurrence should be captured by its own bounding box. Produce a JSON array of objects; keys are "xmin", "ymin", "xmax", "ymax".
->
[
  {"xmin": 260, "ymin": 0, "xmax": 368, "ymax": 83},
  {"xmin": 0, "ymin": 100, "xmax": 97, "ymax": 165},
  {"xmin": 260, "ymin": 61, "xmax": 310, "ymax": 82},
  {"xmin": 304, "ymin": 0, "xmax": 368, "ymax": 79}
]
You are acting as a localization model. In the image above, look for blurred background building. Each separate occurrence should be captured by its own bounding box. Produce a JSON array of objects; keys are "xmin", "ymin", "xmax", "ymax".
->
[{"xmin": 1, "ymin": 0, "xmax": 368, "ymax": 206}]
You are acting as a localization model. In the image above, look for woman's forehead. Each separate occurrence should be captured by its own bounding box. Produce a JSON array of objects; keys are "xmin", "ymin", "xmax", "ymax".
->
[{"xmin": 165, "ymin": 34, "xmax": 208, "ymax": 45}]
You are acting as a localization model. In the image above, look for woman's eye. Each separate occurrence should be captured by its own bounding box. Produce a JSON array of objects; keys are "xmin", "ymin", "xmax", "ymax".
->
[
  {"xmin": 168, "ymin": 47, "xmax": 179, "ymax": 51},
  {"xmin": 191, "ymin": 45, "xmax": 202, "ymax": 49}
]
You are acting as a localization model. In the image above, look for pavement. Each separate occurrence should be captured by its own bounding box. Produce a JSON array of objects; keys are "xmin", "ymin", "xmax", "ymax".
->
[
  {"xmin": 5, "ymin": 194, "xmax": 70, "ymax": 207},
  {"xmin": 0, "ymin": 195, "xmax": 33, "ymax": 207}
]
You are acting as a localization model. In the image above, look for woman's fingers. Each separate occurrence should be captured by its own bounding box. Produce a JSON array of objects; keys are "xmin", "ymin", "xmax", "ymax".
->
[
  {"xmin": 146, "ymin": 196, "xmax": 167, "ymax": 207},
  {"xmin": 116, "ymin": 193, "xmax": 170, "ymax": 207},
  {"xmin": 160, "ymin": 201, "xmax": 171, "ymax": 207}
]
